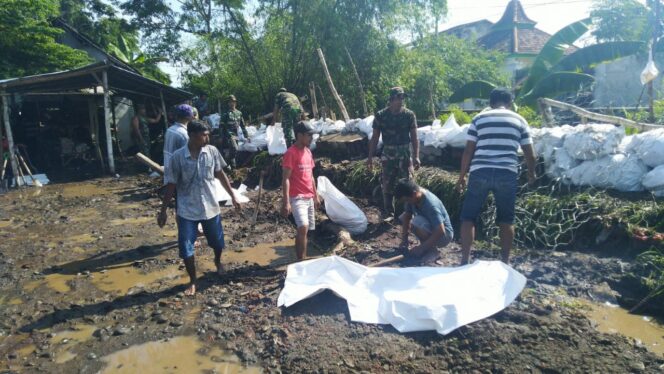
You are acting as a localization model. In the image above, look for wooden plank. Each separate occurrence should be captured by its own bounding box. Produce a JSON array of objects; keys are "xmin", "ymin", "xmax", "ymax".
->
[
  {"xmin": 539, "ymin": 98, "xmax": 660, "ymax": 132},
  {"xmin": 102, "ymin": 70, "xmax": 116, "ymax": 174},
  {"xmin": 135, "ymin": 152, "xmax": 164, "ymax": 175}
]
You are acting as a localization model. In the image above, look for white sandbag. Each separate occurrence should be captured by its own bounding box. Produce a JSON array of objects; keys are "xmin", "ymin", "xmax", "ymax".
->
[
  {"xmin": 642, "ymin": 165, "xmax": 664, "ymax": 190},
  {"xmin": 531, "ymin": 125, "xmax": 574, "ymax": 161},
  {"xmin": 358, "ymin": 115, "xmax": 375, "ymax": 138},
  {"xmin": 245, "ymin": 126, "xmax": 258, "ymax": 138},
  {"xmin": 562, "ymin": 124, "xmax": 624, "ymax": 160},
  {"xmin": 213, "ymin": 182, "xmax": 251, "ymax": 205},
  {"xmin": 633, "ymin": 128, "xmax": 664, "ymax": 167},
  {"xmin": 448, "ymin": 124, "xmax": 470, "ymax": 148},
  {"xmin": 278, "ymin": 256, "xmax": 526, "ymax": 335},
  {"xmin": 423, "ymin": 115, "xmax": 461, "ymax": 149},
  {"xmin": 205, "ymin": 113, "xmax": 220, "ymax": 129},
  {"xmin": 546, "ymin": 147, "xmax": 579, "ymax": 179},
  {"xmin": 321, "ymin": 120, "xmax": 346, "ymax": 136},
  {"xmin": 565, "ymin": 154, "xmax": 647, "ymax": 191},
  {"xmin": 317, "ymin": 176, "xmax": 368, "ymax": 234},
  {"xmin": 607, "ymin": 154, "xmax": 648, "ymax": 192},
  {"xmin": 309, "ymin": 133, "xmax": 320, "ymax": 151},
  {"xmin": 266, "ymin": 123, "xmax": 287, "ymax": 155}
]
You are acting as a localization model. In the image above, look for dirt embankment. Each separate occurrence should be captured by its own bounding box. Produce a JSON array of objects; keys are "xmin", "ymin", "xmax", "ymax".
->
[{"xmin": 0, "ymin": 173, "xmax": 662, "ymax": 373}]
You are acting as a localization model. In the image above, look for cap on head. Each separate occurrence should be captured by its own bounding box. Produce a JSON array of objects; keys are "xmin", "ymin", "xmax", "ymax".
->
[
  {"xmin": 389, "ymin": 86, "xmax": 407, "ymax": 99},
  {"xmin": 227, "ymin": 94, "xmax": 237, "ymax": 102},
  {"xmin": 489, "ymin": 88, "xmax": 513, "ymax": 107},
  {"xmin": 294, "ymin": 121, "xmax": 316, "ymax": 135},
  {"xmin": 278, "ymin": 87, "xmax": 287, "ymax": 93},
  {"xmin": 174, "ymin": 104, "xmax": 195, "ymax": 118}
]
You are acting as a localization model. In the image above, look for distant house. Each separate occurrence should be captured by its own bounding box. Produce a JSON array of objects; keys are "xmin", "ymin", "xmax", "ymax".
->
[{"xmin": 442, "ymin": 0, "xmax": 576, "ymax": 83}]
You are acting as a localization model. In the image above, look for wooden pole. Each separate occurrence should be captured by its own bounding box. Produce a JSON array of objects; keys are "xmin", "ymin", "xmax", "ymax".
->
[
  {"xmin": 160, "ymin": 90, "xmax": 168, "ymax": 131},
  {"xmin": 309, "ymin": 82, "xmax": 319, "ymax": 119},
  {"xmin": 345, "ymin": 47, "xmax": 368, "ymax": 117},
  {"xmin": 369, "ymin": 255, "xmax": 405, "ymax": 267},
  {"xmin": 102, "ymin": 70, "xmax": 115, "ymax": 174},
  {"xmin": 317, "ymin": 48, "xmax": 350, "ymax": 122},
  {"xmin": 1, "ymin": 94, "xmax": 21, "ymax": 186},
  {"xmin": 252, "ymin": 171, "xmax": 264, "ymax": 224},
  {"xmin": 538, "ymin": 98, "xmax": 659, "ymax": 132},
  {"xmin": 135, "ymin": 152, "xmax": 164, "ymax": 175},
  {"xmin": 316, "ymin": 84, "xmax": 329, "ymax": 119},
  {"xmin": 88, "ymin": 98, "xmax": 106, "ymax": 172}
]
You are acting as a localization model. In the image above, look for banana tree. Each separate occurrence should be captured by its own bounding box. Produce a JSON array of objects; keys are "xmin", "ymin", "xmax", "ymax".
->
[
  {"xmin": 107, "ymin": 34, "xmax": 171, "ymax": 84},
  {"xmin": 449, "ymin": 18, "xmax": 645, "ymax": 107}
]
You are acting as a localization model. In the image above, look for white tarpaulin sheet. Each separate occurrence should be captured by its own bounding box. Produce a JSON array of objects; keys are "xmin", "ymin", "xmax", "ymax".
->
[{"xmin": 277, "ymin": 256, "xmax": 527, "ymax": 335}]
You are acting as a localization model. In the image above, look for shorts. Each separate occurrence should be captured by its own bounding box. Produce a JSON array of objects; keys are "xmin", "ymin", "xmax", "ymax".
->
[
  {"xmin": 400, "ymin": 213, "xmax": 452, "ymax": 247},
  {"xmin": 460, "ymin": 168, "xmax": 518, "ymax": 225},
  {"xmin": 176, "ymin": 214, "xmax": 225, "ymax": 259},
  {"xmin": 290, "ymin": 197, "xmax": 315, "ymax": 231}
]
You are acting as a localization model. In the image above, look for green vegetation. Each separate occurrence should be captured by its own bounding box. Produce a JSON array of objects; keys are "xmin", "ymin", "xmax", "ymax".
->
[
  {"xmin": 0, "ymin": 0, "xmax": 91, "ymax": 79},
  {"xmin": 439, "ymin": 105, "xmax": 474, "ymax": 125}
]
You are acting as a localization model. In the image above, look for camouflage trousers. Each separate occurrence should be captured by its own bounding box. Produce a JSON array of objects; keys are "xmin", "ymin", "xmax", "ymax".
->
[
  {"xmin": 380, "ymin": 144, "xmax": 414, "ymax": 214},
  {"xmin": 282, "ymin": 108, "xmax": 301, "ymax": 147},
  {"xmin": 222, "ymin": 136, "xmax": 239, "ymax": 168}
]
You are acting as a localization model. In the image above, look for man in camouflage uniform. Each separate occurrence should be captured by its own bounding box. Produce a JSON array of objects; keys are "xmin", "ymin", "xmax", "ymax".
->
[
  {"xmin": 215, "ymin": 95, "xmax": 248, "ymax": 169},
  {"xmin": 271, "ymin": 88, "xmax": 303, "ymax": 147},
  {"xmin": 367, "ymin": 87, "xmax": 421, "ymax": 216}
]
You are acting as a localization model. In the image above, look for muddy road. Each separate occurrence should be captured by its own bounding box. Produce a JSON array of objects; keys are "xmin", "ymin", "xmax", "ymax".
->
[{"xmin": 0, "ymin": 174, "xmax": 663, "ymax": 373}]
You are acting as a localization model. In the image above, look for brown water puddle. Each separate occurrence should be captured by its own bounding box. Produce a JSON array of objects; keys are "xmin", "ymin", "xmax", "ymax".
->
[
  {"xmin": 60, "ymin": 183, "xmax": 111, "ymax": 198},
  {"xmin": 99, "ymin": 336, "xmax": 262, "ymax": 373},
  {"xmin": 92, "ymin": 264, "xmax": 186, "ymax": 294},
  {"xmin": 49, "ymin": 324, "xmax": 97, "ymax": 364},
  {"xmin": 584, "ymin": 301, "xmax": 664, "ymax": 356},
  {"xmin": 223, "ymin": 239, "xmax": 299, "ymax": 267},
  {"xmin": 109, "ymin": 216, "xmax": 153, "ymax": 226},
  {"xmin": 24, "ymin": 262, "xmax": 186, "ymax": 295}
]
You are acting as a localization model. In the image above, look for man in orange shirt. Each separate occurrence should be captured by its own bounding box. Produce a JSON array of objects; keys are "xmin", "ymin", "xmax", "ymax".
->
[{"xmin": 281, "ymin": 121, "xmax": 320, "ymax": 260}]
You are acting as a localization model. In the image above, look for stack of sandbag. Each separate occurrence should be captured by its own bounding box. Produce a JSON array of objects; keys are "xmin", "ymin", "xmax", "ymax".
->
[
  {"xmin": 531, "ymin": 123, "xmax": 664, "ymax": 194},
  {"xmin": 238, "ymin": 125, "xmax": 268, "ymax": 152}
]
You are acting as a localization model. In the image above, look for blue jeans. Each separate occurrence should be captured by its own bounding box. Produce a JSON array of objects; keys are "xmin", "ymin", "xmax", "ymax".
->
[
  {"xmin": 460, "ymin": 168, "xmax": 518, "ymax": 225},
  {"xmin": 177, "ymin": 215, "xmax": 225, "ymax": 259}
]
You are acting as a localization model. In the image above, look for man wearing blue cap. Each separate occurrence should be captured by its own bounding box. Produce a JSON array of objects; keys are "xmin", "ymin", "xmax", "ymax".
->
[{"xmin": 164, "ymin": 104, "xmax": 195, "ymax": 181}]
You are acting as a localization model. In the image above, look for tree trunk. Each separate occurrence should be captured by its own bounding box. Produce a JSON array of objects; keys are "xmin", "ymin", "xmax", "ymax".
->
[{"xmin": 345, "ymin": 47, "xmax": 368, "ymax": 117}]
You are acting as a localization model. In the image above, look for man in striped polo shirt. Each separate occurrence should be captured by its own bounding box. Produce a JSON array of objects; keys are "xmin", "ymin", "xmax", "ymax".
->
[{"xmin": 456, "ymin": 88, "xmax": 537, "ymax": 265}]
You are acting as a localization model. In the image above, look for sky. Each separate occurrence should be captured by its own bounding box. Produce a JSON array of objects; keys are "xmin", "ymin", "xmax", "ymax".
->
[{"xmin": 161, "ymin": 0, "xmax": 647, "ymax": 86}]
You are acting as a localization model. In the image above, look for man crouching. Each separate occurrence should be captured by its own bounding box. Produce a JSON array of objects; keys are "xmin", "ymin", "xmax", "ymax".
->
[
  {"xmin": 395, "ymin": 179, "xmax": 454, "ymax": 260},
  {"xmin": 158, "ymin": 120, "xmax": 241, "ymax": 296}
]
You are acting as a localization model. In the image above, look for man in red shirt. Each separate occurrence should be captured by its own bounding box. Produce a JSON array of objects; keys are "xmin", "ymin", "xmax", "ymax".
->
[{"xmin": 281, "ymin": 121, "xmax": 320, "ymax": 260}]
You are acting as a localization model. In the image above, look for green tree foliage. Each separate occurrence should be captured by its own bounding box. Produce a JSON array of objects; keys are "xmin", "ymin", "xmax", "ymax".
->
[
  {"xmin": 590, "ymin": 0, "xmax": 650, "ymax": 43},
  {"xmin": 0, "ymin": 0, "xmax": 90, "ymax": 79},
  {"xmin": 107, "ymin": 34, "xmax": 171, "ymax": 84}
]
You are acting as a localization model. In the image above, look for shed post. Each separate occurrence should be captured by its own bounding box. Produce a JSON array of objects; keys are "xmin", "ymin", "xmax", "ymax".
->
[
  {"xmin": 1, "ymin": 93, "xmax": 21, "ymax": 186},
  {"xmin": 160, "ymin": 90, "xmax": 168, "ymax": 131},
  {"xmin": 102, "ymin": 70, "xmax": 115, "ymax": 174}
]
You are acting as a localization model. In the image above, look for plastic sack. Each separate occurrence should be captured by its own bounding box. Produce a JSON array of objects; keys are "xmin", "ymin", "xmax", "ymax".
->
[
  {"xmin": 317, "ymin": 176, "xmax": 368, "ymax": 234},
  {"xmin": 205, "ymin": 113, "xmax": 220, "ymax": 129},
  {"xmin": 546, "ymin": 147, "xmax": 579, "ymax": 179},
  {"xmin": 531, "ymin": 125, "xmax": 574, "ymax": 161},
  {"xmin": 423, "ymin": 115, "xmax": 461, "ymax": 148},
  {"xmin": 642, "ymin": 165, "xmax": 664, "ymax": 191},
  {"xmin": 641, "ymin": 51, "xmax": 659, "ymax": 85},
  {"xmin": 565, "ymin": 154, "xmax": 647, "ymax": 191},
  {"xmin": 448, "ymin": 124, "xmax": 470, "ymax": 148},
  {"xmin": 562, "ymin": 124, "xmax": 624, "ymax": 160},
  {"xmin": 214, "ymin": 182, "xmax": 251, "ymax": 205},
  {"xmin": 632, "ymin": 128, "xmax": 664, "ymax": 167},
  {"xmin": 266, "ymin": 123, "xmax": 287, "ymax": 155}
]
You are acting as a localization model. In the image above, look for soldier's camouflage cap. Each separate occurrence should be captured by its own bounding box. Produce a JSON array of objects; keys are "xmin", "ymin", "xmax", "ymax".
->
[{"xmin": 389, "ymin": 86, "xmax": 408, "ymax": 98}]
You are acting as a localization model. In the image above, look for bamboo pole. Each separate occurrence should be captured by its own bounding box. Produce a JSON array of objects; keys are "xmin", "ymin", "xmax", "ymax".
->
[
  {"xmin": 102, "ymin": 70, "xmax": 116, "ymax": 174},
  {"xmin": 89, "ymin": 98, "xmax": 106, "ymax": 172},
  {"xmin": 1, "ymin": 94, "xmax": 21, "ymax": 186},
  {"xmin": 538, "ymin": 98, "xmax": 660, "ymax": 132},
  {"xmin": 345, "ymin": 47, "xmax": 368, "ymax": 117},
  {"xmin": 317, "ymin": 48, "xmax": 350, "ymax": 122}
]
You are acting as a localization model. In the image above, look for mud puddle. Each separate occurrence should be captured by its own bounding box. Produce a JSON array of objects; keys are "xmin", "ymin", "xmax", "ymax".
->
[
  {"xmin": 25, "ymin": 261, "xmax": 186, "ymax": 295},
  {"xmin": 49, "ymin": 324, "xmax": 97, "ymax": 364},
  {"xmin": 584, "ymin": 301, "xmax": 664, "ymax": 356},
  {"xmin": 99, "ymin": 336, "xmax": 261, "ymax": 373}
]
